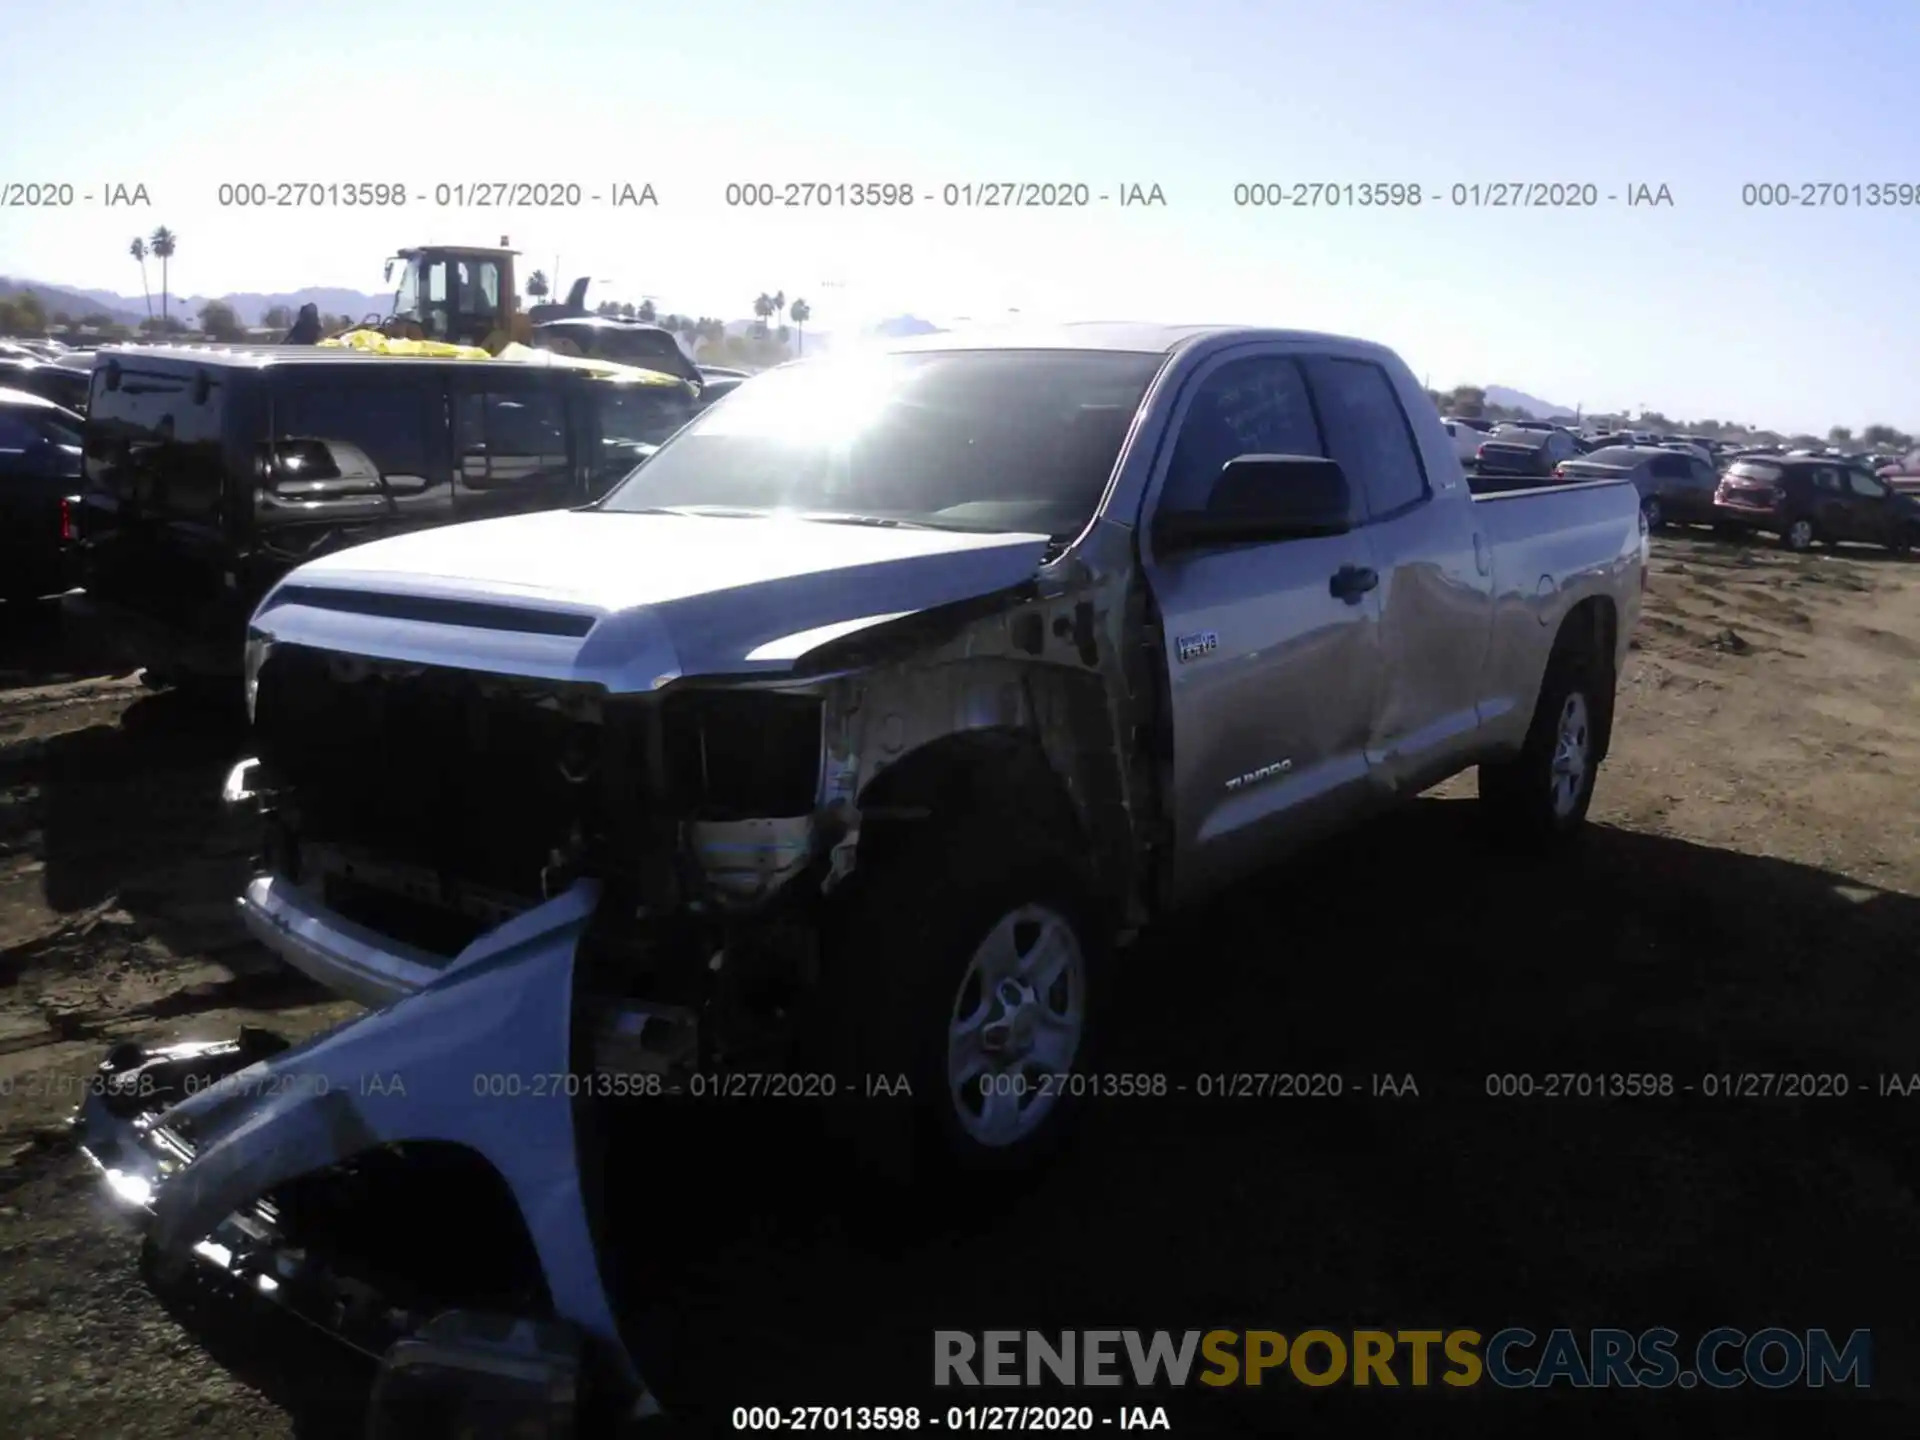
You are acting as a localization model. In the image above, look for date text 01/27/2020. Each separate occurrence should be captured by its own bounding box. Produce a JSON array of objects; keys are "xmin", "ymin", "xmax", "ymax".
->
[
  {"xmin": 211, "ymin": 181, "xmax": 658, "ymax": 208},
  {"xmin": 1229, "ymin": 181, "xmax": 1675, "ymax": 208},
  {"xmin": 728, "ymin": 1404, "xmax": 1174, "ymax": 1432},
  {"xmin": 721, "ymin": 182, "xmax": 1168, "ymax": 208}
]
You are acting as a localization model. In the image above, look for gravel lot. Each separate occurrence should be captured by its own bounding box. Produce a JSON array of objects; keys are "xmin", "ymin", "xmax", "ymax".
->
[{"xmin": 1, "ymin": 530, "xmax": 1917, "ymax": 1438}]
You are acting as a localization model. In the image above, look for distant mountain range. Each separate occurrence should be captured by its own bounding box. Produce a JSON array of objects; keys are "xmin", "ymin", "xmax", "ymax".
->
[{"xmin": 1482, "ymin": 386, "xmax": 1568, "ymax": 418}]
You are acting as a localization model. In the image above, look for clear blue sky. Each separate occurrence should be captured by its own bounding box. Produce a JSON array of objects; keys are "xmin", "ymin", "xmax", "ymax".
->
[{"xmin": 2, "ymin": 0, "xmax": 1917, "ymax": 433}]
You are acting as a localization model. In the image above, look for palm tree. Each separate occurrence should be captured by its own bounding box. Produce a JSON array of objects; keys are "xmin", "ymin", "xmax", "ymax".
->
[
  {"xmin": 752, "ymin": 292, "xmax": 776, "ymax": 336},
  {"xmin": 789, "ymin": 298, "xmax": 811, "ymax": 355},
  {"xmin": 527, "ymin": 270, "xmax": 549, "ymax": 301},
  {"xmin": 772, "ymin": 289, "xmax": 786, "ymax": 326},
  {"xmin": 636, "ymin": 299, "xmax": 656, "ymax": 323},
  {"xmin": 148, "ymin": 227, "xmax": 177, "ymax": 321},
  {"xmin": 129, "ymin": 238, "xmax": 152, "ymax": 319}
]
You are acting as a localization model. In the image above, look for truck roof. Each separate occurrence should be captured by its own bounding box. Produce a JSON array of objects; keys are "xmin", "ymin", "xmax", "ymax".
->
[
  {"xmin": 877, "ymin": 321, "xmax": 1396, "ymax": 359},
  {"xmin": 94, "ymin": 343, "xmax": 562, "ymax": 372},
  {"xmin": 97, "ymin": 343, "xmax": 487, "ymax": 368}
]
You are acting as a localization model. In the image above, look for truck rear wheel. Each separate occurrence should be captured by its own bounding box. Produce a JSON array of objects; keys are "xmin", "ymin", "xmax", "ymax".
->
[
  {"xmin": 1478, "ymin": 646, "xmax": 1606, "ymax": 843},
  {"xmin": 828, "ymin": 817, "xmax": 1106, "ymax": 1187}
]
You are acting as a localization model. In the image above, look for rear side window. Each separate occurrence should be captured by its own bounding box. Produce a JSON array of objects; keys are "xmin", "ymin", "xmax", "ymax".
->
[
  {"xmin": 455, "ymin": 385, "xmax": 570, "ymax": 488},
  {"xmin": 1162, "ymin": 355, "xmax": 1324, "ymax": 511},
  {"xmin": 278, "ymin": 382, "xmax": 432, "ymax": 481},
  {"xmin": 83, "ymin": 364, "xmax": 228, "ymax": 518},
  {"xmin": 1300, "ymin": 356, "xmax": 1430, "ymax": 518}
]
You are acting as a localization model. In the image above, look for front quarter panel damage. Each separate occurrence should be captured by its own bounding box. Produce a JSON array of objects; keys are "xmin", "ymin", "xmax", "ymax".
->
[{"xmin": 787, "ymin": 547, "xmax": 1151, "ymax": 914}]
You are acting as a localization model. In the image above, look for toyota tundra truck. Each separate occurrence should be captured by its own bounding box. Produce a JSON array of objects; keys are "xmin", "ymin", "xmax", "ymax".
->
[{"xmin": 72, "ymin": 325, "xmax": 1646, "ymax": 1428}]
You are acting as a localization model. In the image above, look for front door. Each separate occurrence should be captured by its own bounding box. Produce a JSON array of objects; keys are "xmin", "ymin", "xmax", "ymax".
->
[{"xmin": 1138, "ymin": 348, "xmax": 1385, "ymax": 905}]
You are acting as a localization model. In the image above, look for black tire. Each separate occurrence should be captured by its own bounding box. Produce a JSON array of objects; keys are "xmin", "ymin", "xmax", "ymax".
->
[
  {"xmin": 1641, "ymin": 496, "xmax": 1664, "ymax": 530},
  {"xmin": 1478, "ymin": 644, "xmax": 1607, "ymax": 844},
  {"xmin": 1781, "ymin": 516, "xmax": 1816, "ymax": 552},
  {"xmin": 826, "ymin": 816, "xmax": 1106, "ymax": 1189}
]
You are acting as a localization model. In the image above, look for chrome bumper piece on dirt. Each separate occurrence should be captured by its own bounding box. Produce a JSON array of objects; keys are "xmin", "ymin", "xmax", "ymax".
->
[
  {"xmin": 237, "ymin": 873, "xmax": 445, "ymax": 1011},
  {"xmin": 69, "ymin": 878, "xmax": 659, "ymax": 1428}
]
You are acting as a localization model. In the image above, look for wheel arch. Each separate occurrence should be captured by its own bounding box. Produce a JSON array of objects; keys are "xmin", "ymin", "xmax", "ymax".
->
[{"xmin": 1550, "ymin": 594, "xmax": 1619, "ymax": 762}]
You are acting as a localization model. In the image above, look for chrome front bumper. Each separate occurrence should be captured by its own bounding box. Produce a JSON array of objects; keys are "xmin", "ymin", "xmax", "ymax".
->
[{"xmin": 238, "ymin": 873, "xmax": 446, "ymax": 1011}]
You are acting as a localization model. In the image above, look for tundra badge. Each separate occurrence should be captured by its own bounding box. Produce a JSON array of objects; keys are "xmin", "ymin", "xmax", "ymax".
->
[
  {"xmin": 1175, "ymin": 631, "xmax": 1218, "ymax": 663},
  {"xmin": 1225, "ymin": 759, "xmax": 1292, "ymax": 792}
]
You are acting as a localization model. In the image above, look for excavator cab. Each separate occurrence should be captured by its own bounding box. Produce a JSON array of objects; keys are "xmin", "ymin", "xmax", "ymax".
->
[{"xmin": 383, "ymin": 246, "xmax": 524, "ymax": 349}]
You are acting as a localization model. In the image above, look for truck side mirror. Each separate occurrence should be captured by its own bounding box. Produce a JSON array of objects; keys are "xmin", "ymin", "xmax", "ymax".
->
[
  {"xmin": 1154, "ymin": 455, "xmax": 1355, "ymax": 553},
  {"xmin": 270, "ymin": 438, "xmax": 342, "ymax": 482}
]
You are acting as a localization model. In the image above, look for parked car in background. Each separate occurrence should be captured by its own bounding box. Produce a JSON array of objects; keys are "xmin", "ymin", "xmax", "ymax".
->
[
  {"xmin": 0, "ymin": 340, "xmax": 64, "ymax": 363},
  {"xmin": 1657, "ymin": 440, "xmax": 1716, "ymax": 467},
  {"xmin": 1440, "ymin": 418, "xmax": 1485, "ymax": 463},
  {"xmin": 0, "ymin": 388, "xmax": 84, "ymax": 607},
  {"xmin": 1715, "ymin": 455, "xmax": 1920, "ymax": 553},
  {"xmin": 1557, "ymin": 444, "xmax": 1718, "ymax": 529},
  {"xmin": 1475, "ymin": 425, "xmax": 1579, "ymax": 479},
  {"xmin": 1875, "ymin": 448, "xmax": 1920, "ymax": 485},
  {"xmin": 0, "ymin": 356, "xmax": 93, "ymax": 415}
]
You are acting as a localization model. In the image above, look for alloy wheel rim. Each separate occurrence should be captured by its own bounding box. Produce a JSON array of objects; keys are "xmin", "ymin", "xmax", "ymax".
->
[{"xmin": 947, "ymin": 904, "xmax": 1086, "ymax": 1147}]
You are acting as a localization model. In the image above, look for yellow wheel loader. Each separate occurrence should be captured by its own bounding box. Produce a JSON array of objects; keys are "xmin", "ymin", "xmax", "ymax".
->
[{"xmin": 316, "ymin": 242, "xmax": 705, "ymax": 387}]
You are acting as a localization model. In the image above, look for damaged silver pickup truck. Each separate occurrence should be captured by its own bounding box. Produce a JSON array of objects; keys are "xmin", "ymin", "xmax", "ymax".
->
[{"xmin": 72, "ymin": 325, "xmax": 1645, "ymax": 1429}]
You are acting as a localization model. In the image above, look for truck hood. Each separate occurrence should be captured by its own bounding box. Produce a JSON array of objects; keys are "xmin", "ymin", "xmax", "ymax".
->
[{"xmin": 252, "ymin": 508, "xmax": 1052, "ymax": 691}]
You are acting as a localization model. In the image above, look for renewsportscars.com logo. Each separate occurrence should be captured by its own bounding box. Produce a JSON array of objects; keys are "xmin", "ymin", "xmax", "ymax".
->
[{"xmin": 934, "ymin": 1328, "xmax": 1873, "ymax": 1390}]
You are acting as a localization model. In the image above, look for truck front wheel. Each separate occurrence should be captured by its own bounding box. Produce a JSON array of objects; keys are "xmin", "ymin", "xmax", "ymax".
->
[
  {"xmin": 1478, "ymin": 647, "xmax": 1606, "ymax": 842},
  {"xmin": 830, "ymin": 823, "xmax": 1106, "ymax": 1185}
]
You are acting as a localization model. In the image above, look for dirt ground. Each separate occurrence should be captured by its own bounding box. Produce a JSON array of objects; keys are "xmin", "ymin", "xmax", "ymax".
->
[{"xmin": 1, "ymin": 530, "xmax": 1917, "ymax": 1438}]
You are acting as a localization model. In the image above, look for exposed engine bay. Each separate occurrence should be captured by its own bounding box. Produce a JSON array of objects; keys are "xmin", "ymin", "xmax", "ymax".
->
[{"xmin": 242, "ymin": 576, "xmax": 1150, "ymax": 1083}]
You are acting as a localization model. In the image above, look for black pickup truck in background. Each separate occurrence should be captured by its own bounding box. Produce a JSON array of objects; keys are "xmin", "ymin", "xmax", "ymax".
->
[{"xmin": 73, "ymin": 345, "xmax": 698, "ymax": 682}]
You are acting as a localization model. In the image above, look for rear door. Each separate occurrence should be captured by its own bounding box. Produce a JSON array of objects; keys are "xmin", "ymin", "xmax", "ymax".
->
[
  {"xmin": 1680, "ymin": 456, "xmax": 1719, "ymax": 519},
  {"xmin": 1803, "ymin": 466, "xmax": 1853, "ymax": 538},
  {"xmin": 1646, "ymin": 452, "xmax": 1690, "ymax": 507},
  {"xmin": 77, "ymin": 361, "xmax": 233, "ymax": 621},
  {"xmin": 1302, "ymin": 353, "xmax": 1495, "ymax": 794},
  {"xmin": 1841, "ymin": 466, "xmax": 1897, "ymax": 543},
  {"xmin": 1139, "ymin": 347, "xmax": 1385, "ymax": 903},
  {"xmin": 451, "ymin": 372, "xmax": 580, "ymax": 521}
]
